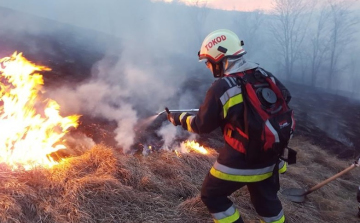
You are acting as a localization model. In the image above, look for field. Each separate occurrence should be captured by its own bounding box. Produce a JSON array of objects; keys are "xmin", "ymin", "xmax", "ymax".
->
[{"xmin": 1, "ymin": 7, "xmax": 360, "ymax": 223}]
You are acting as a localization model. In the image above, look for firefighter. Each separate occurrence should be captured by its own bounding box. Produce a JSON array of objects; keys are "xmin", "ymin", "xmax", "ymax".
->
[{"xmin": 167, "ymin": 29, "xmax": 292, "ymax": 223}]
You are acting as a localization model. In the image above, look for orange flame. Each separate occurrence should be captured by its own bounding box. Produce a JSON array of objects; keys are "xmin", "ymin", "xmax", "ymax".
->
[
  {"xmin": 175, "ymin": 140, "xmax": 208, "ymax": 157},
  {"xmin": 0, "ymin": 52, "xmax": 80, "ymax": 170},
  {"xmin": 174, "ymin": 150, "xmax": 182, "ymax": 157},
  {"xmin": 184, "ymin": 140, "xmax": 208, "ymax": 154}
]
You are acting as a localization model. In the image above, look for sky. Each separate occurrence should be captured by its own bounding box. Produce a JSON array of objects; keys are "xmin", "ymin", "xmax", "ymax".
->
[
  {"xmin": 152, "ymin": 0, "xmax": 274, "ymax": 11},
  {"xmin": 153, "ymin": 0, "xmax": 360, "ymax": 11}
]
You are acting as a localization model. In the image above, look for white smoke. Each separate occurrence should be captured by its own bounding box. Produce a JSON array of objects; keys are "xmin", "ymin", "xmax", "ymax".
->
[
  {"xmin": 48, "ymin": 79, "xmax": 137, "ymax": 152},
  {"xmin": 156, "ymin": 120, "xmax": 200, "ymax": 154},
  {"xmin": 157, "ymin": 122, "xmax": 178, "ymax": 150},
  {"xmin": 113, "ymin": 103, "xmax": 138, "ymax": 151},
  {"xmin": 48, "ymin": 39, "xmax": 198, "ymax": 153},
  {"xmin": 63, "ymin": 132, "xmax": 96, "ymax": 155}
]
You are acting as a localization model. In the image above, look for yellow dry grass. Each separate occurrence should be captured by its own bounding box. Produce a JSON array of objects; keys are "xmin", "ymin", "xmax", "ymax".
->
[{"xmin": 0, "ymin": 138, "xmax": 359, "ymax": 223}]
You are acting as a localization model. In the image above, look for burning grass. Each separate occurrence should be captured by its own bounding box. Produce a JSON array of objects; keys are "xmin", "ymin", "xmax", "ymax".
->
[
  {"xmin": 0, "ymin": 139, "xmax": 359, "ymax": 223},
  {"xmin": 0, "ymin": 52, "xmax": 80, "ymax": 170}
]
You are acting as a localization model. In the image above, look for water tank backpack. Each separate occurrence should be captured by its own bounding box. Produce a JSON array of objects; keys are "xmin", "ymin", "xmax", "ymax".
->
[{"xmin": 224, "ymin": 68, "xmax": 296, "ymax": 164}]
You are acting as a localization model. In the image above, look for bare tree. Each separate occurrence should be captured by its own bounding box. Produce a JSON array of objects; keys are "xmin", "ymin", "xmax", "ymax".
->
[
  {"xmin": 326, "ymin": 0, "xmax": 359, "ymax": 90},
  {"xmin": 188, "ymin": 0, "xmax": 210, "ymax": 46},
  {"xmin": 350, "ymin": 52, "xmax": 360, "ymax": 98},
  {"xmin": 309, "ymin": 7, "xmax": 331, "ymax": 87},
  {"xmin": 270, "ymin": 0, "xmax": 313, "ymax": 80},
  {"xmin": 233, "ymin": 10, "xmax": 265, "ymax": 54}
]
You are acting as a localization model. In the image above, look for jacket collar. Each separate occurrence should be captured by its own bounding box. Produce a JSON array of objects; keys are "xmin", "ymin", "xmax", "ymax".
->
[{"xmin": 224, "ymin": 56, "xmax": 259, "ymax": 75}]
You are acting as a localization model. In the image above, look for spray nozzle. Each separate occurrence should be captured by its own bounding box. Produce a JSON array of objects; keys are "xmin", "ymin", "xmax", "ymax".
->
[{"xmin": 165, "ymin": 107, "xmax": 170, "ymax": 115}]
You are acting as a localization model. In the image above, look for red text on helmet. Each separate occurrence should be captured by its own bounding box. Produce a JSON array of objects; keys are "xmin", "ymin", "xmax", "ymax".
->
[{"xmin": 205, "ymin": 35, "xmax": 227, "ymax": 51}]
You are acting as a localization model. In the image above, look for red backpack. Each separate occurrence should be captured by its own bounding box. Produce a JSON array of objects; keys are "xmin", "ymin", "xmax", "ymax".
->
[{"xmin": 224, "ymin": 68, "xmax": 296, "ymax": 164}]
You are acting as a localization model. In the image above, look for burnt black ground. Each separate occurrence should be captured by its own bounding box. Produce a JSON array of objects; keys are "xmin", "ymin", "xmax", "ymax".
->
[
  {"xmin": 289, "ymin": 82, "xmax": 360, "ymax": 159},
  {"xmin": 1, "ymin": 6, "xmax": 359, "ymax": 160}
]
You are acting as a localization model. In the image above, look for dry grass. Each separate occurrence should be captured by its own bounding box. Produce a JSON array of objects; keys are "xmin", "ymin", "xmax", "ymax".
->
[
  {"xmin": 0, "ymin": 139, "xmax": 359, "ymax": 223},
  {"xmin": 279, "ymin": 137, "xmax": 360, "ymax": 223}
]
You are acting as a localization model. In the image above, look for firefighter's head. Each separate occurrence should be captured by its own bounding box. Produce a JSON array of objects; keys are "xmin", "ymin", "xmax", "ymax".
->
[{"xmin": 198, "ymin": 29, "xmax": 246, "ymax": 78}]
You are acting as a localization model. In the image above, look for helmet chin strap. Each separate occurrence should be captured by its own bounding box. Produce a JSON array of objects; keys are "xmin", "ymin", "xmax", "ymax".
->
[{"xmin": 211, "ymin": 61, "xmax": 224, "ymax": 78}]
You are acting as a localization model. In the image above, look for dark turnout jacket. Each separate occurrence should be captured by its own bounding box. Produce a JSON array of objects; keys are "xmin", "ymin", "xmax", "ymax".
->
[{"xmin": 179, "ymin": 67, "xmax": 291, "ymax": 183}]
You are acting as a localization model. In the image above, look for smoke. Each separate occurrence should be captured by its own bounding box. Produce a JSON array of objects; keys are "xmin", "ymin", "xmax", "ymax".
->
[
  {"xmin": 1, "ymin": 0, "xmax": 359, "ymax": 154},
  {"xmin": 30, "ymin": 0, "xmax": 221, "ymax": 153},
  {"xmin": 157, "ymin": 123, "xmax": 178, "ymax": 150},
  {"xmin": 156, "ymin": 122, "xmax": 199, "ymax": 154},
  {"xmin": 0, "ymin": 0, "xmax": 270, "ymax": 153},
  {"xmin": 46, "ymin": 38, "xmax": 202, "ymax": 153},
  {"xmin": 63, "ymin": 133, "xmax": 96, "ymax": 155},
  {"xmin": 113, "ymin": 104, "xmax": 138, "ymax": 151}
]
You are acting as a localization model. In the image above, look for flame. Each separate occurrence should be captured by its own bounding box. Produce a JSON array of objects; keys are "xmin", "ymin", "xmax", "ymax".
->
[
  {"xmin": 175, "ymin": 140, "xmax": 208, "ymax": 156},
  {"xmin": 0, "ymin": 52, "xmax": 80, "ymax": 170},
  {"xmin": 174, "ymin": 150, "xmax": 181, "ymax": 157},
  {"xmin": 184, "ymin": 140, "xmax": 208, "ymax": 154}
]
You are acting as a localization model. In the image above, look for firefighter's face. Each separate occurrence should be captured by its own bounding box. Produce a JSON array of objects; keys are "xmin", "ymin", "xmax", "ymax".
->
[{"xmin": 205, "ymin": 60, "xmax": 213, "ymax": 73}]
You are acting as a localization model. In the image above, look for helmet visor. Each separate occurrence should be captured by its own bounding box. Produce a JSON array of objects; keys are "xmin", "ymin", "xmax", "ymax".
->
[{"xmin": 198, "ymin": 50, "xmax": 206, "ymax": 62}]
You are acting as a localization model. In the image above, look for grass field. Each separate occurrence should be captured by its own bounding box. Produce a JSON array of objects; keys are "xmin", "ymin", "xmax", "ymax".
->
[{"xmin": 0, "ymin": 135, "xmax": 359, "ymax": 223}]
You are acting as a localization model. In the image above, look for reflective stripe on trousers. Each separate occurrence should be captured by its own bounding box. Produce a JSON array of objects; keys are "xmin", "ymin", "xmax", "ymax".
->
[
  {"xmin": 260, "ymin": 210, "xmax": 285, "ymax": 223},
  {"xmin": 210, "ymin": 160, "xmax": 287, "ymax": 183},
  {"xmin": 212, "ymin": 205, "xmax": 241, "ymax": 223}
]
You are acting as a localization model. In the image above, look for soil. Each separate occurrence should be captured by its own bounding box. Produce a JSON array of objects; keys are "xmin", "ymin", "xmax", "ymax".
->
[{"xmin": 288, "ymin": 82, "xmax": 360, "ymax": 159}]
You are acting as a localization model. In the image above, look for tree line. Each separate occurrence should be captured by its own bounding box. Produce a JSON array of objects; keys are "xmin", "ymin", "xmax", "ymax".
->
[
  {"xmin": 270, "ymin": 0, "xmax": 359, "ymax": 93},
  {"xmin": 192, "ymin": 0, "xmax": 359, "ymax": 97}
]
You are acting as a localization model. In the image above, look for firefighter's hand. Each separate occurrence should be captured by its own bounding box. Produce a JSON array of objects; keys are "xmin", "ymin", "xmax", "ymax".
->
[{"xmin": 167, "ymin": 112, "xmax": 182, "ymax": 126}]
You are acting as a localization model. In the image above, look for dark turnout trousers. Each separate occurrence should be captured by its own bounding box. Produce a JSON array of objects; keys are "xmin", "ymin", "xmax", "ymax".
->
[
  {"xmin": 357, "ymin": 187, "xmax": 360, "ymax": 217},
  {"xmin": 201, "ymin": 173, "xmax": 285, "ymax": 223}
]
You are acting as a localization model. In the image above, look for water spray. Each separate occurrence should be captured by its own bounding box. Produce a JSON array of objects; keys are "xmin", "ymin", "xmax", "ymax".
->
[{"xmin": 136, "ymin": 107, "xmax": 199, "ymax": 130}]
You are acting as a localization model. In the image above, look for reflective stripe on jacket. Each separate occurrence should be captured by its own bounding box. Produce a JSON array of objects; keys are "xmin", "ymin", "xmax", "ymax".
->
[{"xmin": 220, "ymin": 78, "xmax": 243, "ymax": 119}]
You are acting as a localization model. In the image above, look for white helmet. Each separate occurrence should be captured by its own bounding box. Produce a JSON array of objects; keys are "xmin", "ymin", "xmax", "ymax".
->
[{"xmin": 198, "ymin": 29, "xmax": 245, "ymax": 64}]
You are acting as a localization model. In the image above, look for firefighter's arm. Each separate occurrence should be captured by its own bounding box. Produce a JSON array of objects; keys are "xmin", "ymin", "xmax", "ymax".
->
[{"xmin": 178, "ymin": 84, "xmax": 222, "ymax": 134}]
